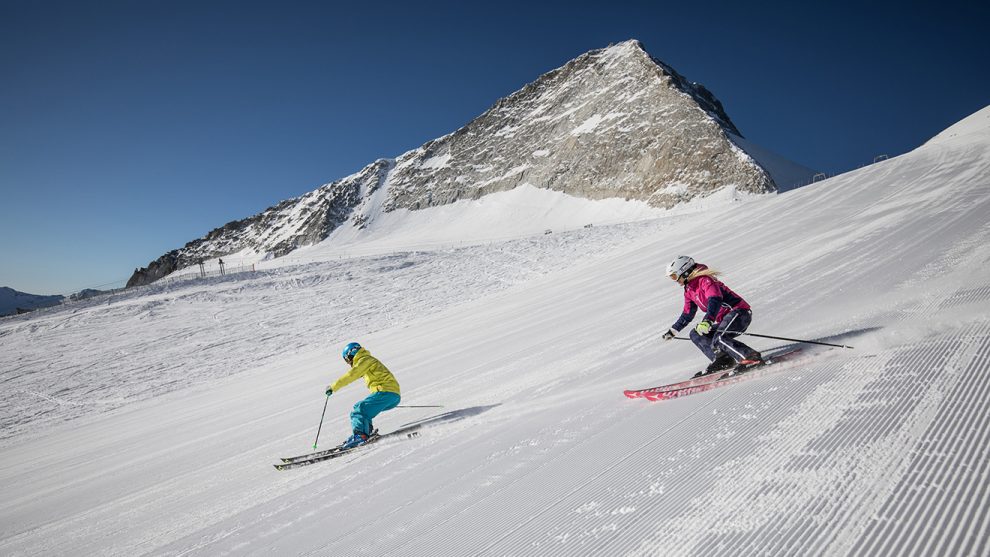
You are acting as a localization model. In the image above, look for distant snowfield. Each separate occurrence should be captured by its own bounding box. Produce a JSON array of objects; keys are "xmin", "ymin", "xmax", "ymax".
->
[
  {"xmin": 308, "ymin": 183, "xmax": 667, "ymax": 258},
  {"xmin": 178, "ymin": 182, "xmax": 760, "ymax": 271},
  {"xmin": 1, "ymin": 106, "xmax": 989, "ymax": 556}
]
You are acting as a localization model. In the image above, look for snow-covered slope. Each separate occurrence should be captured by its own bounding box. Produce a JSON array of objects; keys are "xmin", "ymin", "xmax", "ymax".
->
[
  {"xmin": 237, "ymin": 184, "xmax": 714, "ymax": 263},
  {"xmin": 1, "ymin": 106, "xmax": 988, "ymax": 555}
]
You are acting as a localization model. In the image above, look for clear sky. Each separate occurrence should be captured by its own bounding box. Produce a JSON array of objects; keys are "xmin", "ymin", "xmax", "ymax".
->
[{"xmin": 2, "ymin": 0, "xmax": 988, "ymax": 294}]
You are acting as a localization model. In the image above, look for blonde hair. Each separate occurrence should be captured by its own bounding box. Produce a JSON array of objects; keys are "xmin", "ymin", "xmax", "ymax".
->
[{"xmin": 685, "ymin": 267, "xmax": 722, "ymax": 282}]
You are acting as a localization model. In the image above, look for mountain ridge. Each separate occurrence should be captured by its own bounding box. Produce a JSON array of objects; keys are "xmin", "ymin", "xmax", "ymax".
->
[
  {"xmin": 127, "ymin": 39, "xmax": 809, "ymax": 287},
  {"xmin": 0, "ymin": 286, "xmax": 64, "ymax": 317}
]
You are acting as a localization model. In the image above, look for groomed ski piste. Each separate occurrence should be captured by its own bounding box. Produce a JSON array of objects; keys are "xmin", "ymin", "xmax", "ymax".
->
[{"xmin": 1, "ymin": 105, "xmax": 989, "ymax": 556}]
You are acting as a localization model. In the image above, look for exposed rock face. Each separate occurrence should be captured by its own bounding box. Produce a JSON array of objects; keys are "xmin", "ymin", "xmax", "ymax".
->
[
  {"xmin": 127, "ymin": 39, "xmax": 775, "ymax": 287},
  {"xmin": 380, "ymin": 40, "xmax": 770, "ymax": 213}
]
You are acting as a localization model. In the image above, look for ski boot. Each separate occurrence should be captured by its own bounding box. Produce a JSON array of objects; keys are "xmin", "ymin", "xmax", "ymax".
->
[
  {"xmin": 339, "ymin": 431, "xmax": 370, "ymax": 449},
  {"xmin": 737, "ymin": 351, "xmax": 764, "ymax": 368},
  {"xmin": 724, "ymin": 352, "xmax": 765, "ymax": 377},
  {"xmin": 693, "ymin": 353, "xmax": 735, "ymax": 377}
]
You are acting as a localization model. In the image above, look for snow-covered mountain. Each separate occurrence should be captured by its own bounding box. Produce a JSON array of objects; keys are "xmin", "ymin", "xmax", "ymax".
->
[
  {"xmin": 127, "ymin": 40, "xmax": 814, "ymax": 287},
  {"xmin": 0, "ymin": 286, "xmax": 63, "ymax": 317},
  {"xmin": 1, "ymin": 105, "xmax": 988, "ymax": 555}
]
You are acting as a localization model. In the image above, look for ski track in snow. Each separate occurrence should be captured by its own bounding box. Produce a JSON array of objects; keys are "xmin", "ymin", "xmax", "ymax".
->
[{"xmin": 1, "ymin": 107, "xmax": 989, "ymax": 556}]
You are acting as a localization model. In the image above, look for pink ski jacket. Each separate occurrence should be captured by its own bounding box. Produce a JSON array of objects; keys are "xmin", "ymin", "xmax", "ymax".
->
[{"xmin": 672, "ymin": 264, "xmax": 751, "ymax": 331}]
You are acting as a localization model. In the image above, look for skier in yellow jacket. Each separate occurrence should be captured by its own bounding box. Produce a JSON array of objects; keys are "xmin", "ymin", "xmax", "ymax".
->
[{"xmin": 325, "ymin": 342, "xmax": 401, "ymax": 448}]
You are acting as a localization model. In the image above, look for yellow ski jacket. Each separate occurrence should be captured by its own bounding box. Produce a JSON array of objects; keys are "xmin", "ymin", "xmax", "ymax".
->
[{"xmin": 329, "ymin": 347, "xmax": 401, "ymax": 395}]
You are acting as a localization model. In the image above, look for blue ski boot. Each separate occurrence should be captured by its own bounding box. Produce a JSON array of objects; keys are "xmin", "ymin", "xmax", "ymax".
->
[{"xmin": 340, "ymin": 431, "xmax": 369, "ymax": 449}]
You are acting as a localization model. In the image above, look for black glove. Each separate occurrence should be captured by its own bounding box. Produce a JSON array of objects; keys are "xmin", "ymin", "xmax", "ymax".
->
[
  {"xmin": 325, "ymin": 387, "xmax": 333, "ymax": 397},
  {"xmin": 662, "ymin": 329, "xmax": 676, "ymax": 341}
]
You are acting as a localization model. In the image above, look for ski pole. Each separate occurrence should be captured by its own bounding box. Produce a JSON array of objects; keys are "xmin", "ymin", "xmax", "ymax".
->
[
  {"xmin": 667, "ymin": 333, "xmax": 853, "ymax": 349},
  {"xmin": 396, "ymin": 405, "xmax": 444, "ymax": 408},
  {"xmin": 313, "ymin": 395, "xmax": 330, "ymax": 449},
  {"xmin": 741, "ymin": 332, "xmax": 854, "ymax": 349}
]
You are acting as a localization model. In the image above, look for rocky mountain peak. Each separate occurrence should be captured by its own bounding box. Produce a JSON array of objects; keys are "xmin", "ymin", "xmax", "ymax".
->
[
  {"xmin": 376, "ymin": 38, "xmax": 770, "ymax": 216},
  {"xmin": 586, "ymin": 39, "xmax": 740, "ymax": 135},
  {"xmin": 127, "ymin": 39, "xmax": 782, "ymax": 287}
]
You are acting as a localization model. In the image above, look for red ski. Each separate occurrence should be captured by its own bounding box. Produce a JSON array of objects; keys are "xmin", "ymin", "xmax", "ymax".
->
[
  {"xmin": 624, "ymin": 370, "xmax": 725, "ymax": 399},
  {"xmin": 625, "ymin": 348, "xmax": 803, "ymax": 401}
]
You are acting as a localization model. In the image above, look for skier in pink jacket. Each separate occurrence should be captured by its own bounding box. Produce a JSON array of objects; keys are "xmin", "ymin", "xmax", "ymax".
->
[{"xmin": 662, "ymin": 256, "xmax": 763, "ymax": 376}]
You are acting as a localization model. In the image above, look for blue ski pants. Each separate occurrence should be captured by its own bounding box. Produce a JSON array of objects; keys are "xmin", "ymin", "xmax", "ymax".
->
[
  {"xmin": 350, "ymin": 391, "xmax": 401, "ymax": 435},
  {"xmin": 689, "ymin": 308, "xmax": 758, "ymax": 362}
]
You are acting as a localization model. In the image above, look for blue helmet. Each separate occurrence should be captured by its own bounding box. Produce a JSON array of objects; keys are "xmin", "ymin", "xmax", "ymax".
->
[{"xmin": 342, "ymin": 342, "xmax": 362, "ymax": 364}]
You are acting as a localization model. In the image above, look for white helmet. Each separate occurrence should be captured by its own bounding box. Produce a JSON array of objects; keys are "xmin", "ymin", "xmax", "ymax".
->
[{"xmin": 666, "ymin": 256, "xmax": 695, "ymax": 280}]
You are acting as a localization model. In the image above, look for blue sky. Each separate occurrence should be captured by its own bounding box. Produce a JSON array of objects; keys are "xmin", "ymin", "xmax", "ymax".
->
[{"xmin": 2, "ymin": 0, "xmax": 988, "ymax": 294}]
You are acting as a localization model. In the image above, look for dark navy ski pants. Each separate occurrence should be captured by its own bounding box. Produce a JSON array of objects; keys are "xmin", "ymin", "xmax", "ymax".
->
[{"xmin": 689, "ymin": 308, "xmax": 758, "ymax": 362}]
